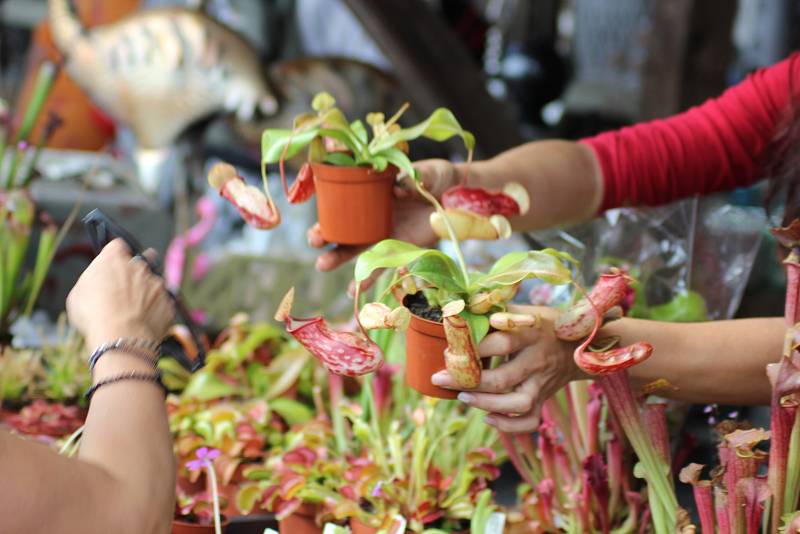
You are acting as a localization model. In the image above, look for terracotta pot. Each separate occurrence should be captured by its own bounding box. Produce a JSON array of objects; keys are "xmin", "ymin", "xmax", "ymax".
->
[
  {"xmin": 311, "ymin": 163, "xmax": 396, "ymax": 245},
  {"xmin": 172, "ymin": 517, "xmax": 230, "ymax": 534},
  {"xmin": 349, "ymin": 518, "xmax": 380, "ymax": 534},
  {"xmin": 405, "ymin": 313, "xmax": 457, "ymax": 399},
  {"xmin": 278, "ymin": 503, "xmax": 322, "ymax": 534}
]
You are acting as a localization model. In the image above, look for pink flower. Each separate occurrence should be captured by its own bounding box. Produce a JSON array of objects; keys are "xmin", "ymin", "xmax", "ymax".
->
[{"xmin": 187, "ymin": 447, "xmax": 221, "ymax": 472}]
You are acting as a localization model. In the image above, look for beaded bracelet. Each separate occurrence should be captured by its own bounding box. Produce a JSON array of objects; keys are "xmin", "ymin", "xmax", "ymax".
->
[
  {"xmin": 85, "ymin": 370, "xmax": 166, "ymax": 401},
  {"xmin": 88, "ymin": 338, "xmax": 161, "ymax": 372}
]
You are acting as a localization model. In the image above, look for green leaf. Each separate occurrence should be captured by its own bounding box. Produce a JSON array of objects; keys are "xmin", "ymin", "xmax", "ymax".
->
[
  {"xmin": 370, "ymin": 155, "xmax": 388, "ymax": 171},
  {"xmin": 261, "ymin": 128, "xmax": 320, "ymax": 164},
  {"xmin": 350, "ymin": 119, "xmax": 368, "ymax": 145},
  {"xmin": 647, "ymin": 290, "xmax": 708, "ymax": 322},
  {"xmin": 370, "ymin": 108, "xmax": 475, "ymax": 154},
  {"xmin": 472, "ymin": 249, "xmax": 575, "ymax": 290},
  {"xmin": 317, "ymin": 127, "xmax": 361, "ymax": 154},
  {"xmin": 235, "ymin": 482, "xmax": 263, "ymax": 514},
  {"xmin": 354, "ymin": 240, "xmax": 461, "ymax": 287},
  {"xmin": 461, "ymin": 311, "xmax": 489, "ymax": 345},
  {"xmin": 157, "ymin": 357, "xmax": 191, "ymax": 390},
  {"xmin": 270, "ymin": 397, "xmax": 313, "ymax": 426},
  {"xmin": 323, "ymin": 152, "xmax": 357, "ymax": 166},
  {"xmin": 378, "ymin": 147, "xmax": 415, "ymax": 179},
  {"xmin": 181, "ymin": 370, "xmax": 241, "ymax": 400},
  {"xmin": 408, "ymin": 254, "xmax": 465, "ymax": 294}
]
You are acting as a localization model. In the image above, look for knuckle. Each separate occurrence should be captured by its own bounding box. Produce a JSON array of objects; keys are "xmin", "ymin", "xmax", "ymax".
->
[{"xmin": 487, "ymin": 372, "xmax": 513, "ymax": 392}]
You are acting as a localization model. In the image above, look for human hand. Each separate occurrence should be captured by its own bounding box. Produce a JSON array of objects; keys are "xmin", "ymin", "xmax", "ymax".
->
[
  {"xmin": 431, "ymin": 305, "xmax": 586, "ymax": 432},
  {"xmin": 308, "ymin": 159, "xmax": 463, "ymax": 290},
  {"xmin": 67, "ymin": 239, "xmax": 175, "ymax": 349}
]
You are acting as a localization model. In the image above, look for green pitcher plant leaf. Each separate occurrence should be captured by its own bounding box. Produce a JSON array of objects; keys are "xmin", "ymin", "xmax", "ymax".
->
[
  {"xmin": 323, "ymin": 152, "xmax": 357, "ymax": 167},
  {"xmin": 407, "ymin": 254, "xmax": 466, "ymax": 295},
  {"xmin": 369, "ymin": 107, "xmax": 475, "ymax": 155},
  {"xmin": 461, "ymin": 310, "xmax": 490, "ymax": 345},
  {"xmin": 261, "ymin": 128, "xmax": 320, "ymax": 164},
  {"xmin": 471, "ymin": 249, "xmax": 576, "ymax": 290},
  {"xmin": 270, "ymin": 397, "xmax": 314, "ymax": 427},
  {"xmin": 354, "ymin": 239, "xmax": 462, "ymax": 289}
]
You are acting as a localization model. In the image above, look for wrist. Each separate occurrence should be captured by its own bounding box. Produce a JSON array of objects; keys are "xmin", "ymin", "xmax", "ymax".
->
[
  {"xmin": 91, "ymin": 350, "xmax": 159, "ymax": 382},
  {"xmin": 85, "ymin": 328, "xmax": 158, "ymax": 352}
]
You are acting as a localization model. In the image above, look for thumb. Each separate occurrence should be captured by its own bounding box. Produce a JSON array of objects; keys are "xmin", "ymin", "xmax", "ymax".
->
[{"xmin": 397, "ymin": 159, "xmax": 459, "ymax": 198}]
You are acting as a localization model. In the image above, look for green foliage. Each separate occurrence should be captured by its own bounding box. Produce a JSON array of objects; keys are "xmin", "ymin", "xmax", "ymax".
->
[
  {"xmin": 355, "ymin": 240, "xmax": 577, "ymax": 344},
  {"xmin": 0, "ymin": 315, "xmax": 89, "ymax": 405},
  {"xmin": 261, "ymin": 92, "xmax": 474, "ymax": 179},
  {"xmin": 0, "ymin": 191, "xmax": 76, "ymax": 336}
]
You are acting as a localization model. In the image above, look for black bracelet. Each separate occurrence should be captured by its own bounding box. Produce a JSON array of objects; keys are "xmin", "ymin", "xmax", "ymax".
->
[
  {"xmin": 88, "ymin": 338, "xmax": 161, "ymax": 372},
  {"xmin": 85, "ymin": 370, "xmax": 166, "ymax": 401}
]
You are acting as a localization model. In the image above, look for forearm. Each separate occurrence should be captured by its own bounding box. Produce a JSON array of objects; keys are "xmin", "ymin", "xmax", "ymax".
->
[
  {"xmin": 78, "ymin": 348, "xmax": 175, "ymax": 533},
  {"xmin": 0, "ymin": 349, "xmax": 174, "ymax": 533},
  {"xmin": 456, "ymin": 140, "xmax": 604, "ymax": 230},
  {"xmin": 599, "ymin": 317, "xmax": 784, "ymax": 405}
]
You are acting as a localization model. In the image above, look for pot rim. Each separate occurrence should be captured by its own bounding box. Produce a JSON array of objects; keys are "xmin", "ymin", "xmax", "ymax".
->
[
  {"xmin": 311, "ymin": 162, "xmax": 398, "ymax": 183},
  {"xmin": 408, "ymin": 312, "xmax": 445, "ymax": 339},
  {"xmin": 172, "ymin": 516, "xmax": 231, "ymax": 527}
]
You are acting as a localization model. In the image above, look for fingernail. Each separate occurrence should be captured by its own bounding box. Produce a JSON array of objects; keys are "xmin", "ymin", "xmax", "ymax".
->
[
  {"xmin": 431, "ymin": 372, "xmax": 447, "ymax": 385},
  {"xmin": 484, "ymin": 416, "xmax": 496, "ymax": 426},
  {"xmin": 457, "ymin": 392, "xmax": 474, "ymax": 404}
]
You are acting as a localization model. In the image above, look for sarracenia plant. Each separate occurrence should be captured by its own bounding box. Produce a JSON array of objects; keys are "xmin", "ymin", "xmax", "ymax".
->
[
  {"xmin": 495, "ymin": 271, "xmax": 677, "ymax": 532},
  {"xmin": 0, "ymin": 190, "xmax": 77, "ymax": 337},
  {"xmin": 208, "ymin": 91, "xmax": 475, "ymax": 229},
  {"xmin": 1, "ymin": 61, "xmax": 59, "ymax": 190}
]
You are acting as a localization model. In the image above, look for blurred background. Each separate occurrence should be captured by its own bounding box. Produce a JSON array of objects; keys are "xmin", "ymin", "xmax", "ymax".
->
[
  {"xmin": 2, "ymin": 0, "xmax": 799, "ymax": 520},
  {"xmin": 2, "ymin": 0, "xmax": 797, "ymax": 326}
]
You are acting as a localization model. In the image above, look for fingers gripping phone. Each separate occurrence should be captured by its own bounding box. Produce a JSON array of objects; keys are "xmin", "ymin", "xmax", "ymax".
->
[{"xmin": 82, "ymin": 208, "xmax": 206, "ymax": 372}]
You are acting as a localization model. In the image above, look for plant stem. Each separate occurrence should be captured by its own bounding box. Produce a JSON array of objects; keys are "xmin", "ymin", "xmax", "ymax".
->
[
  {"xmin": 413, "ymin": 182, "xmax": 469, "ymax": 287},
  {"xmin": 206, "ymin": 462, "xmax": 222, "ymax": 534},
  {"xmin": 599, "ymin": 372, "xmax": 677, "ymax": 534},
  {"xmin": 784, "ymin": 410, "xmax": 800, "ymax": 516}
]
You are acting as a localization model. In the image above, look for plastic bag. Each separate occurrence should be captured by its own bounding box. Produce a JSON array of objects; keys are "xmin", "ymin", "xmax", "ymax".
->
[{"xmin": 529, "ymin": 194, "xmax": 767, "ymax": 321}]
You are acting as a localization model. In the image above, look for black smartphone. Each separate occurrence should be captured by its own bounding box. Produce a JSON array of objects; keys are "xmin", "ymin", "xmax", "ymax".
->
[{"xmin": 82, "ymin": 208, "xmax": 206, "ymax": 372}]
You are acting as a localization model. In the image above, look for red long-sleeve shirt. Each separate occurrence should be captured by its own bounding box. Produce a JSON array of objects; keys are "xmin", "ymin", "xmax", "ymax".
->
[{"xmin": 580, "ymin": 53, "xmax": 800, "ymax": 212}]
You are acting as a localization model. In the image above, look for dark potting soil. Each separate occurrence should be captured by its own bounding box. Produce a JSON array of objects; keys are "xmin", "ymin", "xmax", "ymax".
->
[{"xmin": 403, "ymin": 292, "xmax": 442, "ymax": 323}]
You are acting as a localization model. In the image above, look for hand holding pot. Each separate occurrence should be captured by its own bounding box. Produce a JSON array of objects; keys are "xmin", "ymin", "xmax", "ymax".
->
[
  {"xmin": 309, "ymin": 159, "xmax": 461, "ymax": 283},
  {"xmin": 67, "ymin": 238, "xmax": 175, "ymax": 348},
  {"xmin": 431, "ymin": 305, "xmax": 585, "ymax": 433}
]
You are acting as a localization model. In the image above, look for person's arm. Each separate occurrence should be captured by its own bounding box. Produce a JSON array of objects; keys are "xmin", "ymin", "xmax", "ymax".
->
[
  {"xmin": 608, "ymin": 316, "xmax": 783, "ymax": 405},
  {"xmin": 311, "ymin": 54, "xmax": 798, "ymax": 271},
  {"xmin": 455, "ymin": 139, "xmax": 604, "ymax": 230},
  {"xmin": 470, "ymin": 54, "xmax": 797, "ymax": 222},
  {"xmin": 0, "ymin": 239, "xmax": 175, "ymax": 534},
  {"xmin": 431, "ymin": 306, "xmax": 784, "ymax": 433}
]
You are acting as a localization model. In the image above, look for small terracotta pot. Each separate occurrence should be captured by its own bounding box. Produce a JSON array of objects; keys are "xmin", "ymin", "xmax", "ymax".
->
[
  {"xmin": 172, "ymin": 517, "xmax": 230, "ymax": 534},
  {"xmin": 405, "ymin": 313, "xmax": 457, "ymax": 399},
  {"xmin": 349, "ymin": 518, "xmax": 380, "ymax": 534},
  {"xmin": 311, "ymin": 163, "xmax": 397, "ymax": 245},
  {"xmin": 278, "ymin": 503, "xmax": 322, "ymax": 534}
]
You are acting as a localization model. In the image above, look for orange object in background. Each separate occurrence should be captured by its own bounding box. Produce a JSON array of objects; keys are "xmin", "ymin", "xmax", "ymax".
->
[{"xmin": 13, "ymin": 0, "xmax": 141, "ymax": 151}]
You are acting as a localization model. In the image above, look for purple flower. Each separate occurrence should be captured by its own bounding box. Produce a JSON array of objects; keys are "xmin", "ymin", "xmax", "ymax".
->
[
  {"xmin": 186, "ymin": 447, "xmax": 221, "ymax": 472},
  {"xmin": 728, "ymin": 410, "xmax": 739, "ymax": 419},
  {"xmin": 703, "ymin": 404, "xmax": 715, "ymax": 414},
  {"xmin": 371, "ymin": 480, "xmax": 384, "ymax": 498}
]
